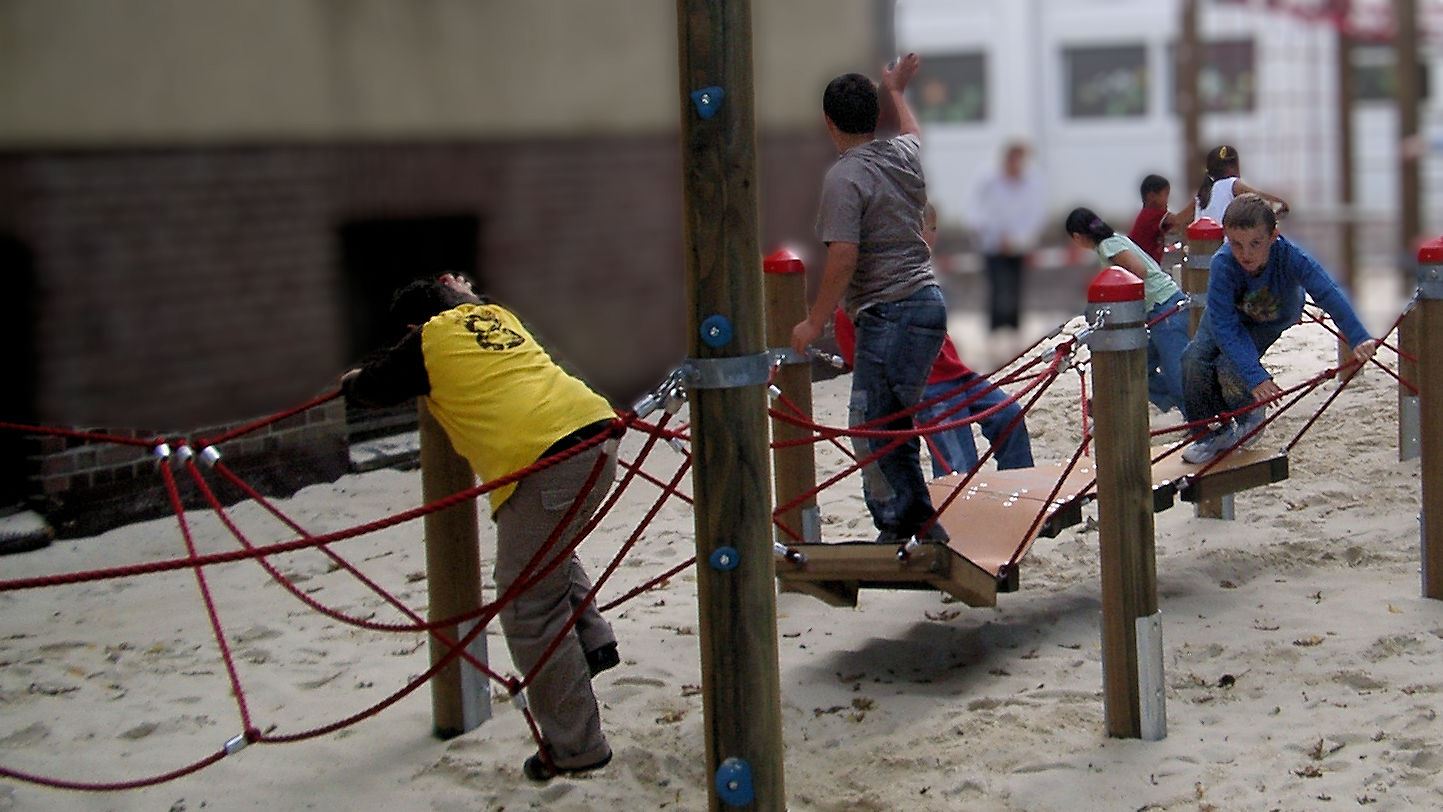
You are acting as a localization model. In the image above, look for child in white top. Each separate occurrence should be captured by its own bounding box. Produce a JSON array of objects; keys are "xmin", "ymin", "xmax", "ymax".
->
[{"xmin": 1164, "ymin": 145, "xmax": 1290, "ymax": 230}]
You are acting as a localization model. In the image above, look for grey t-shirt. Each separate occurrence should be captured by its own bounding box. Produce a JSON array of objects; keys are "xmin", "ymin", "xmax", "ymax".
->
[{"xmin": 815, "ymin": 133, "xmax": 935, "ymax": 316}]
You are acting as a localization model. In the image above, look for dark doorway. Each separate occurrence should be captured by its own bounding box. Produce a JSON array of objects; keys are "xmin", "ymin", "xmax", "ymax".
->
[
  {"xmin": 338, "ymin": 215, "xmax": 481, "ymax": 440},
  {"xmin": 0, "ymin": 234, "xmax": 38, "ymax": 509}
]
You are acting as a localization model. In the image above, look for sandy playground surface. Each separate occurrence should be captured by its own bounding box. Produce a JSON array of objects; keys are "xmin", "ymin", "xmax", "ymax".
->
[{"xmin": 2, "ymin": 301, "xmax": 1441, "ymax": 811}]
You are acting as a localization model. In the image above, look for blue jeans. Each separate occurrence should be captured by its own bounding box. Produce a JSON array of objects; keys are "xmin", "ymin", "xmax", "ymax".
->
[
  {"xmin": 1147, "ymin": 292, "xmax": 1189, "ymax": 413},
  {"xmin": 917, "ymin": 373, "xmax": 1035, "ymax": 476},
  {"xmin": 849, "ymin": 285, "xmax": 949, "ymax": 537},
  {"xmin": 1181, "ymin": 315, "xmax": 1290, "ymax": 424}
]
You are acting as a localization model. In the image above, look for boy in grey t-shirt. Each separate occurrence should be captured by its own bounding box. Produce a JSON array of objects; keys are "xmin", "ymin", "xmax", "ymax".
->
[{"xmin": 790, "ymin": 53, "xmax": 950, "ymax": 543}]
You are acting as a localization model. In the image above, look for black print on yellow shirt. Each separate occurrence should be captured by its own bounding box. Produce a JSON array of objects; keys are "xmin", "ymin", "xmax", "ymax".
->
[{"xmin": 464, "ymin": 311, "xmax": 526, "ymax": 351}]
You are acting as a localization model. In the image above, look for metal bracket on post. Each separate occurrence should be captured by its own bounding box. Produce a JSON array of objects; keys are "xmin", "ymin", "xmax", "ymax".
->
[
  {"xmin": 1083, "ymin": 300, "xmax": 1147, "ymax": 352},
  {"xmin": 456, "ymin": 618, "xmax": 492, "ymax": 730},
  {"xmin": 1402, "ymin": 395, "xmax": 1422, "ymax": 461},
  {"xmin": 1135, "ymin": 611, "xmax": 1167, "ymax": 741},
  {"xmin": 1421, "ymin": 511, "xmax": 1428, "ymax": 594},
  {"xmin": 799, "ymin": 505, "xmax": 822, "ymax": 544},
  {"xmin": 682, "ymin": 353, "xmax": 772, "ymax": 390},
  {"xmin": 767, "ymin": 347, "xmax": 809, "ymax": 366}
]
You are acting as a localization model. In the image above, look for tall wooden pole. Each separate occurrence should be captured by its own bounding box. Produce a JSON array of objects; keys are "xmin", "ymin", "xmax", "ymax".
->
[
  {"xmin": 676, "ymin": 2, "xmax": 786, "ymax": 808},
  {"xmin": 1088, "ymin": 267, "xmax": 1166, "ymax": 741},
  {"xmin": 765, "ymin": 249, "xmax": 820, "ymax": 544},
  {"xmin": 1179, "ymin": 0, "xmax": 1203, "ymax": 206},
  {"xmin": 1184, "ymin": 219, "xmax": 1234, "ymax": 520},
  {"xmin": 1336, "ymin": 19, "xmax": 1361, "ymax": 375},
  {"xmin": 1398, "ymin": 0, "xmax": 1424, "ymax": 460},
  {"xmin": 419, "ymin": 400, "xmax": 490, "ymax": 739},
  {"xmin": 1417, "ymin": 240, "xmax": 1443, "ymax": 599}
]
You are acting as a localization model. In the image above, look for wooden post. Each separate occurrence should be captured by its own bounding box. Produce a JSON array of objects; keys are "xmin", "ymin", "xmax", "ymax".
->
[
  {"xmin": 1336, "ymin": 23, "xmax": 1361, "ymax": 378},
  {"xmin": 418, "ymin": 399, "xmax": 490, "ymax": 739},
  {"xmin": 1184, "ymin": 219, "xmax": 1233, "ymax": 520},
  {"xmin": 765, "ymin": 248, "xmax": 820, "ymax": 544},
  {"xmin": 1416, "ymin": 239, "xmax": 1443, "ymax": 598},
  {"xmin": 1178, "ymin": 0, "xmax": 1203, "ymax": 202},
  {"xmin": 676, "ymin": 2, "xmax": 786, "ymax": 808},
  {"xmin": 1398, "ymin": 0, "xmax": 1424, "ymax": 461},
  {"xmin": 1087, "ymin": 267, "xmax": 1166, "ymax": 741}
]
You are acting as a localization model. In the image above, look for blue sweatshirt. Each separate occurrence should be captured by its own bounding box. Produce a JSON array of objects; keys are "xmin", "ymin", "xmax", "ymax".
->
[{"xmin": 1206, "ymin": 235, "xmax": 1371, "ymax": 389}]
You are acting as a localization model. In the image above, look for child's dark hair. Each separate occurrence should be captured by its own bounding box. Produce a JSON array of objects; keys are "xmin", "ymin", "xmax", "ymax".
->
[
  {"xmin": 1140, "ymin": 174, "xmax": 1170, "ymax": 201},
  {"xmin": 1064, "ymin": 207, "xmax": 1115, "ymax": 245},
  {"xmin": 390, "ymin": 279, "xmax": 458, "ymax": 328},
  {"xmin": 1196, "ymin": 145, "xmax": 1241, "ymax": 210},
  {"xmin": 1221, "ymin": 193, "xmax": 1276, "ymax": 232},
  {"xmin": 822, "ymin": 73, "xmax": 880, "ymax": 135}
]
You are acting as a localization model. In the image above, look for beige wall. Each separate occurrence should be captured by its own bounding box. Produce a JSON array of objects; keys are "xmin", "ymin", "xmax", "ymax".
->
[{"xmin": 0, "ymin": 0, "xmax": 874, "ymax": 145}]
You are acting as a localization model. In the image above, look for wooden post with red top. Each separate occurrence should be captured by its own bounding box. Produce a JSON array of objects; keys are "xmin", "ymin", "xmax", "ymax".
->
[
  {"xmin": 1183, "ymin": 218, "xmax": 1222, "ymax": 337},
  {"xmin": 764, "ymin": 248, "xmax": 821, "ymax": 544},
  {"xmin": 1417, "ymin": 237, "xmax": 1443, "ymax": 598},
  {"xmin": 1087, "ymin": 267, "xmax": 1166, "ymax": 740},
  {"xmin": 1184, "ymin": 218, "xmax": 1233, "ymax": 520}
]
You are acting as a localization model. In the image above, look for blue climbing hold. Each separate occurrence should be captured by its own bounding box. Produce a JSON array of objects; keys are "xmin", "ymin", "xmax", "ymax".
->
[
  {"xmin": 708, "ymin": 546, "xmax": 740, "ymax": 572},
  {"xmin": 700, "ymin": 314, "xmax": 733, "ymax": 348},
  {"xmin": 714, "ymin": 757, "xmax": 755, "ymax": 806},
  {"xmin": 691, "ymin": 86, "xmax": 725, "ymax": 119}
]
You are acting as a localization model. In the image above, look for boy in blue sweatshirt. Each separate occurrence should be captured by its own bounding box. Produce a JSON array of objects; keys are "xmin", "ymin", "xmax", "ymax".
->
[{"xmin": 1180, "ymin": 194, "xmax": 1377, "ymax": 464}]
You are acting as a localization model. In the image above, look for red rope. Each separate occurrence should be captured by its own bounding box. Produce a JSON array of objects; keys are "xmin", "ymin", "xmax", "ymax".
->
[
  {"xmin": 617, "ymin": 457, "xmax": 694, "ymax": 504},
  {"xmin": 0, "ymin": 750, "xmax": 229, "ymax": 792},
  {"xmin": 0, "ymin": 422, "xmax": 159, "ymax": 448},
  {"xmin": 191, "ymin": 462, "xmax": 503, "ymax": 681},
  {"xmin": 0, "ymin": 419, "xmax": 627, "ymax": 593},
  {"xmin": 598, "ymin": 557, "xmax": 696, "ymax": 613},
  {"xmin": 197, "ymin": 389, "xmax": 341, "ymax": 447},
  {"xmin": 917, "ymin": 365, "xmax": 1067, "ymax": 542},
  {"xmin": 769, "ymin": 352, "xmax": 1064, "ymax": 448},
  {"xmin": 518, "ymin": 456, "xmax": 694, "ymax": 689},
  {"xmin": 1301, "ymin": 308, "xmax": 1417, "ymax": 394},
  {"xmin": 157, "ymin": 461, "xmax": 257, "ymax": 735}
]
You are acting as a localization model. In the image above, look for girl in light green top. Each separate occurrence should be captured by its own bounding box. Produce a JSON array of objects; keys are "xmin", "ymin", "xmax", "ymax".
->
[{"xmin": 1065, "ymin": 207, "xmax": 1189, "ymax": 412}]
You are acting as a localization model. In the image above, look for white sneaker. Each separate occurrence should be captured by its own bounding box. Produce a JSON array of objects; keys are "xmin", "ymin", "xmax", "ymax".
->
[
  {"xmin": 1182, "ymin": 428, "xmax": 1230, "ymax": 465},
  {"xmin": 1234, "ymin": 408, "xmax": 1266, "ymax": 449}
]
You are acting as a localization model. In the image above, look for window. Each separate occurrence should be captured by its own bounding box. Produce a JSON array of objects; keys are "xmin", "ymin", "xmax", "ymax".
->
[
  {"xmin": 1170, "ymin": 38, "xmax": 1257, "ymax": 114},
  {"xmin": 1353, "ymin": 44, "xmax": 1430, "ymax": 102},
  {"xmin": 914, "ymin": 52, "xmax": 987, "ymax": 124},
  {"xmin": 1065, "ymin": 44, "xmax": 1148, "ymax": 119}
]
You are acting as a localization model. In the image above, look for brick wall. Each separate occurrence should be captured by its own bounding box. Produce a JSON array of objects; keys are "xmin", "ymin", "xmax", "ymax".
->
[{"xmin": 0, "ymin": 129, "xmax": 834, "ymax": 535}]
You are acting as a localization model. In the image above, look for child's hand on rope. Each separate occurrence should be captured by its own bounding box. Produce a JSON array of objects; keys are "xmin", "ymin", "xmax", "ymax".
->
[
  {"xmin": 1353, "ymin": 339, "xmax": 1378, "ymax": 365},
  {"xmin": 1251, "ymin": 379, "xmax": 1283, "ymax": 404}
]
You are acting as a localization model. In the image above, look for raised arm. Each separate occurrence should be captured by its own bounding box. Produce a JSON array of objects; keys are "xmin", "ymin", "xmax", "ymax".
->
[
  {"xmin": 1161, "ymin": 199, "xmax": 1197, "ymax": 233},
  {"xmin": 1232, "ymin": 179, "xmax": 1290, "ymax": 219},
  {"xmin": 881, "ymin": 53, "xmax": 922, "ymax": 142}
]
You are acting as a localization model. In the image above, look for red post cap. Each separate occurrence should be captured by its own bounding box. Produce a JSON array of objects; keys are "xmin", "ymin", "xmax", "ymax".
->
[
  {"xmin": 1087, "ymin": 266, "xmax": 1145, "ymax": 303},
  {"xmin": 1418, "ymin": 236, "xmax": 1443, "ymax": 264},
  {"xmin": 763, "ymin": 247, "xmax": 805, "ymax": 275},
  {"xmin": 1186, "ymin": 217, "xmax": 1224, "ymax": 241}
]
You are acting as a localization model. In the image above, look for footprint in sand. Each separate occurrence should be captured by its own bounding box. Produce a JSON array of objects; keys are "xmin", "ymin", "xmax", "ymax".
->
[
  {"xmin": 1332, "ymin": 670, "xmax": 1387, "ymax": 692},
  {"xmin": 0, "ymin": 722, "xmax": 49, "ymax": 746},
  {"xmin": 1365, "ymin": 634, "xmax": 1425, "ymax": 662}
]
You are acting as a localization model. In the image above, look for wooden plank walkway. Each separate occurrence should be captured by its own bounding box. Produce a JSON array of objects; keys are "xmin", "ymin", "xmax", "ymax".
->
[{"xmin": 775, "ymin": 447, "xmax": 1289, "ymax": 608}]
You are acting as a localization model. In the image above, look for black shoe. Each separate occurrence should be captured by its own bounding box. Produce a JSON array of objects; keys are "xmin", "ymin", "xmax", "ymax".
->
[
  {"xmin": 523, "ymin": 748, "xmax": 613, "ymax": 782},
  {"xmin": 584, "ymin": 642, "xmax": 620, "ymax": 678}
]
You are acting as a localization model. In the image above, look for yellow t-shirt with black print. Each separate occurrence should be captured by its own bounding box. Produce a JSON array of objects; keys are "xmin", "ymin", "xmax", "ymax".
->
[{"xmin": 418, "ymin": 304, "xmax": 615, "ymax": 512}]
